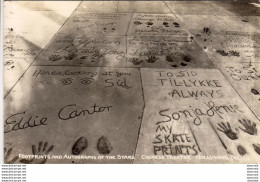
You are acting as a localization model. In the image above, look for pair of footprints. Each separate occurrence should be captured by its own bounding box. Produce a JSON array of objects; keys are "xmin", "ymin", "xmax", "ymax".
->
[
  {"xmin": 4, "ymin": 141, "xmax": 54, "ymax": 164},
  {"xmin": 217, "ymin": 119, "xmax": 257, "ymax": 140},
  {"xmin": 72, "ymin": 136, "xmax": 113, "ymax": 156}
]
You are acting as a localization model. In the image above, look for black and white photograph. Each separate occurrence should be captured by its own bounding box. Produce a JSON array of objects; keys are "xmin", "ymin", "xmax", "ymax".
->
[{"xmin": 1, "ymin": 0, "xmax": 260, "ymax": 168}]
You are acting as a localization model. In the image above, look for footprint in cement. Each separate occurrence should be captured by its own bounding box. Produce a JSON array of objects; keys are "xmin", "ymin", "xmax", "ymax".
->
[
  {"xmin": 173, "ymin": 22, "xmax": 180, "ymax": 27},
  {"xmin": 72, "ymin": 137, "xmax": 88, "ymax": 155},
  {"xmin": 253, "ymin": 144, "xmax": 260, "ymax": 155},
  {"xmin": 251, "ymin": 88, "xmax": 260, "ymax": 95},
  {"xmin": 237, "ymin": 145, "xmax": 247, "ymax": 156},
  {"xmin": 97, "ymin": 136, "xmax": 113, "ymax": 155},
  {"xmin": 166, "ymin": 53, "xmax": 192, "ymax": 68},
  {"xmin": 251, "ymin": 88, "xmax": 260, "ymax": 101},
  {"xmin": 163, "ymin": 22, "xmax": 169, "ymax": 27},
  {"xmin": 134, "ymin": 21, "xmax": 142, "ymax": 25},
  {"xmin": 203, "ymin": 27, "xmax": 211, "ymax": 35},
  {"xmin": 146, "ymin": 22, "xmax": 153, "ymax": 27}
]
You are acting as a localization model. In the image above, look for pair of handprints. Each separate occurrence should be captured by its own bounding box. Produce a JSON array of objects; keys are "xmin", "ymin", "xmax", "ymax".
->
[
  {"xmin": 217, "ymin": 119, "xmax": 257, "ymax": 140},
  {"xmin": 49, "ymin": 53, "xmax": 77, "ymax": 62},
  {"xmin": 129, "ymin": 56, "xmax": 158, "ymax": 65},
  {"xmin": 217, "ymin": 119, "xmax": 260, "ymax": 156}
]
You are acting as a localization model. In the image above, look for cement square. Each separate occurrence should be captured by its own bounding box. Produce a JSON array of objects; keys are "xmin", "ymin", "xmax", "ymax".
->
[
  {"xmin": 59, "ymin": 12, "xmax": 132, "ymax": 36},
  {"xmin": 192, "ymin": 30, "xmax": 260, "ymax": 63},
  {"xmin": 134, "ymin": 68, "xmax": 260, "ymax": 163},
  {"xmin": 127, "ymin": 13, "xmax": 189, "ymax": 36},
  {"xmin": 4, "ymin": 66, "xmax": 144, "ymax": 164},
  {"xmin": 33, "ymin": 34, "xmax": 127, "ymax": 67},
  {"xmin": 218, "ymin": 62, "xmax": 260, "ymax": 120},
  {"xmin": 127, "ymin": 35, "xmax": 214, "ymax": 69}
]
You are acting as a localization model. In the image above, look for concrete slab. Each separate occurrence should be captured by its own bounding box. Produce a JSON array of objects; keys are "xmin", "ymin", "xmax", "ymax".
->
[
  {"xmin": 4, "ymin": 66, "xmax": 144, "ymax": 164},
  {"xmin": 118, "ymin": 1, "xmax": 171, "ymax": 13},
  {"xmin": 127, "ymin": 36, "xmax": 214, "ymax": 69},
  {"xmin": 33, "ymin": 34, "xmax": 127, "ymax": 67},
  {"xmin": 218, "ymin": 62, "xmax": 260, "ymax": 120},
  {"xmin": 127, "ymin": 13, "xmax": 188, "ymax": 36},
  {"xmin": 134, "ymin": 68, "xmax": 260, "ymax": 163},
  {"xmin": 59, "ymin": 12, "xmax": 132, "ymax": 36}
]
